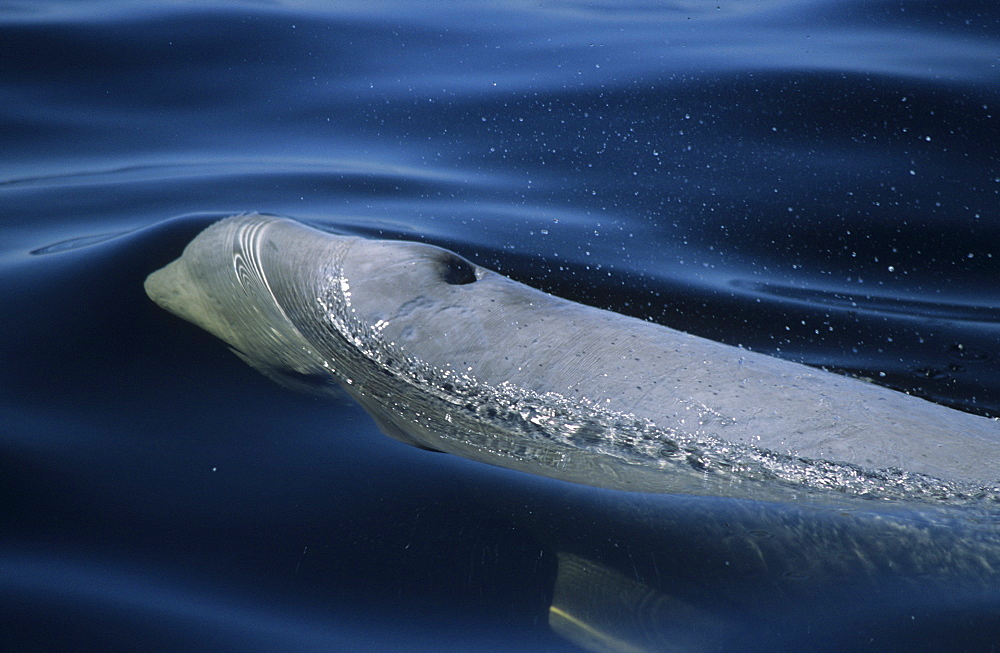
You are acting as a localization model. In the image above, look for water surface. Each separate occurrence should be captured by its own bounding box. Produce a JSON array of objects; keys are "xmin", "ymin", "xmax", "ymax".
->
[{"xmin": 2, "ymin": 1, "xmax": 999, "ymax": 650}]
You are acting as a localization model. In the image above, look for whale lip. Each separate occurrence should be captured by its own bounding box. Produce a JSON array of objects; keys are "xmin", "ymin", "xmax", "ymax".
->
[
  {"xmin": 144, "ymin": 252, "xmax": 226, "ymax": 340},
  {"xmin": 144, "ymin": 258, "xmax": 189, "ymax": 319}
]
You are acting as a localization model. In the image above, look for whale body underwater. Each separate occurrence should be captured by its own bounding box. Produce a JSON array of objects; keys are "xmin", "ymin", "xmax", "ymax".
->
[{"xmin": 145, "ymin": 214, "xmax": 999, "ymax": 505}]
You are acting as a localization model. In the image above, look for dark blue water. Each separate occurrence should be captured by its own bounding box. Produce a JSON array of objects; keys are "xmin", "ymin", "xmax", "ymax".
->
[{"xmin": 2, "ymin": 2, "xmax": 999, "ymax": 651}]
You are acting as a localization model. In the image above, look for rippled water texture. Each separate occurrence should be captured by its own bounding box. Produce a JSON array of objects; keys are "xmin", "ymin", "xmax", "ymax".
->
[{"xmin": 2, "ymin": 1, "xmax": 999, "ymax": 651}]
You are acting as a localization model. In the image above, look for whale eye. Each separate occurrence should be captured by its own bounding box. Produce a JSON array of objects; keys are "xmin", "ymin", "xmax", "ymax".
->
[{"xmin": 438, "ymin": 254, "xmax": 478, "ymax": 285}]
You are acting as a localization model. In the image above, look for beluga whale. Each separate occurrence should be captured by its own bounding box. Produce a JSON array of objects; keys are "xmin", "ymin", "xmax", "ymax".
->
[{"xmin": 145, "ymin": 214, "xmax": 999, "ymax": 506}]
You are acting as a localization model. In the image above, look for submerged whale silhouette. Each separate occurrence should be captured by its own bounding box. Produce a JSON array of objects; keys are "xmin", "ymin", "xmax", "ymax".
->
[{"xmin": 145, "ymin": 214, "xmax": 999, "ymax": 504}]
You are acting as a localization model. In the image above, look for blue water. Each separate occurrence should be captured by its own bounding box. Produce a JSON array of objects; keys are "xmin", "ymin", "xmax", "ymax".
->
[{"xmin": 2, "ymin": 1, "xmax": 999, "ymax": 650}]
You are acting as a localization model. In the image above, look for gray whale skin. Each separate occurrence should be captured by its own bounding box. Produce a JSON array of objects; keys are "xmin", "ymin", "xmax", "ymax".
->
[{"xmin": 146, "ymin": 214, "xmax": 999, "ymax": 505}]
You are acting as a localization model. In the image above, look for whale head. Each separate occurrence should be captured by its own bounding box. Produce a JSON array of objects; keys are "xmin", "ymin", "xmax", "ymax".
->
[
  {"xmin": 144, "ymin": 213, "xmax": 495, "ymax": 373},
  {"xmin": 144, "ymin": 213, "xmax": 507, "ymax": 450}
]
